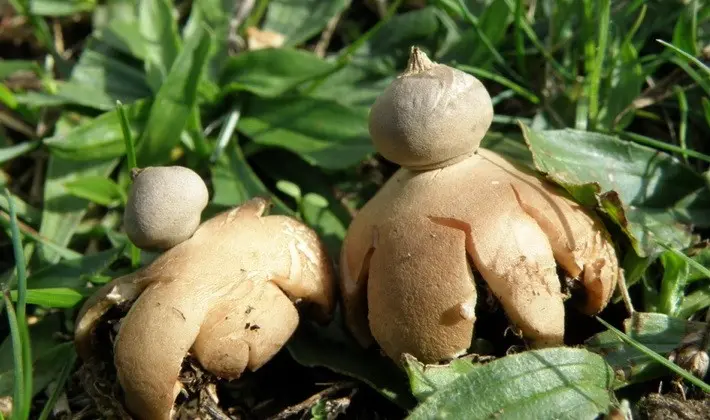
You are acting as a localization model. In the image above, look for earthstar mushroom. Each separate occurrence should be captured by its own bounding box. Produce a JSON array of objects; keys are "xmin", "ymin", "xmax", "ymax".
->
[
  {"xmin": 75, "ymin": 197, "xmax": 335, "ymax": 420},
  {"xmin": 340, "ymin": 47, "xmax": 622, "ymax": 364}
]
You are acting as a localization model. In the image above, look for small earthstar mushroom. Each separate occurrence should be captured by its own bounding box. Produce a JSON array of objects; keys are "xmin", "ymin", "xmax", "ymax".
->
[
  {"xmin": 340, "ymin": 46, "xmax": 622, "ymax": 365},
  {"xmin": 123, "ymin": 166, "xmax": 209, "ymax": 251},
  {"xmin": 75, "ymin": 197, "xmax": 335, "ymax": 420}
]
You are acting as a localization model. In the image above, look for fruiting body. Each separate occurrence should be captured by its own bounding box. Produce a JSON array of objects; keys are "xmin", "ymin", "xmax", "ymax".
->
[
  {"xmin": 76, "ymin": 198, "xmax": 335, "ymax": 420},
  {"xmin": 340, "ymin": 47, "xmax": 621, "ymax": 364},
  {"xmin": 369, "ymin": 49, "xmax": 493, "ymax": 170},
  {"xmin": 123, "ymin": 166, "xmax": 209, "ymax": 250}
]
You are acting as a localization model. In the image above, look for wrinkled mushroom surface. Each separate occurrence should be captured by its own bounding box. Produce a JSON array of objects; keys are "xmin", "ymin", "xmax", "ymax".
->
[
  {"xmin": 340, "ymin": 48, "xmax": 621, "ymax": 365},
  {"xmin": 75, "ymin": 197, "xmax": 335, "ymax": 420}
]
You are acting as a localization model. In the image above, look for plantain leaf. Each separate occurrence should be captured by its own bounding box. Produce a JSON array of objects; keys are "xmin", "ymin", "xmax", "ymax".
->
[
  {"xmin": 406, "ymin": 348, "xmax": 615, "ymax": 420},
  {"xmin": 28, "ymin": 247, "xmax": 124, "ymax": 289},
  {"xmin": 520, "ymin": 124, "xmax": 709, "ymax": 257},
  {"xmin": 238, "ymin": 95, "xmax": 373, "ymax": 170},
  {"xmin": 64, "ymin": 176, "xmax": 126, "ymax": 207},
  {"xmin": 402, "ymin": 354, "xmax": 477, "ymax": 402},
  {"xmin": 135, "ymin": 25, "xmax": 212, "ymax": 165},
  {"xmin": 262, "ymin": 0, "xmax": 350, "ymax": 47},
  {"xmin": 219, "ymin": 48, "xmax": 335, "ymax": 97}
]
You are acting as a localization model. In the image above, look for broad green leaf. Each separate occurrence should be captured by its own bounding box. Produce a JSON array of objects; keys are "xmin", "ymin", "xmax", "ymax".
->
[
  {"xmin": 0, "ymin": 141, "xmax": 40, "ymax": 165},
  {"xmin": 0, "ymin": 61, "xmax": 40, "ymax": 80},
  {"xmin": 0, "ymin": 317, "xmax": 75, "ymax": 398},
  {"xmin": 209, "ymin": 141, "xmax": 292, "ymax": 216},
  {"xmin": 91, "ymin": 0, "xmax": 137, "ymax": 29},
  {"xmin": 28, "ymin": 247, "xmax": 124, "ymax": 289},
  {"xmin": 657, "ymin": 250, "xmax": 689, "ymax": 316},
  {"xmin": 10, "ymin": 288, "xmax": 91, "ymax": 308},
  {"xmin": 16, "ymin": 81, "xmax": 118, "ymax": 111},
  {"xmin": 64, "ymin": 176, "xmax": 126, "ymax": 207},
  {"xmin": 181, "ymin": 0, "xmax": 235, "ymax": 83},
  {"xmin": 44, "ymin": 99, "xmax": 151, "ymax": 161},
  {"xmin": 599, "ymin": 41, "xmax": 645, "ymax": 130},
  {"xmin": 30, "ymin": 0, "xmax": 96, "ymax": 16},
  {"xmin": 40, "ymin": 116, "xmax": 120, "ymax": 263},
  {"xmin": 238, "ymin": 96, "xmax": 373, "ymax": 170},
  {"xmin": 442, "ymin": 0, "xmax": 511, "ymax": 67},
  {"xmin": 309, "ymin": 65, "xmax": 394, "ymax": 107},
  {"xmin": 480, "ymin": 132, "xmax": 533, "ymax": 168},
  {"xmin": 671, "ymin": 0, "xmax": 698, "ymax": 57},
  {"xmin": 520, "ymin": 124, "xmax": 709, "ymax": 257},
  {"xmin": 402, "ymin": 354, "xmax": 477, "ymax": 402},
  {"xmin": 220, "ymin": 48, "xmax": 335, "ymax": 97},
  {"xmin": 688, "ymin": 245, "xmax": 710, "ymax": 281},
  {"xmin": 138, "ymin": 0, "xmax": 182, "ymax": 91},
  {"xmin": 39, "ymin": 155, "xmax": 120, "ymax": 263},
  {"xmin": 586, "ymin": 312, "xmax": 707, "ymax": 387},
  {"xmin": 263, "ymin": 0, "xmax": 350, "ymax": 47},
  {"xmin": 0, "ymin": 192, "xmax": 41, "ymax": 227},
  {"xmin": 287, "ymin": 316, "xmax": 416, "ymax": 410},
  {"xmin": 407, "ymin": 348, "xmax": 615, "ymax": 420},
  {"xmin": 0, "ymin": 84, "xmax": 17, "ymax": 109},
  {"xmin": 311, "ymin": 7, "xmax": 445, "ymax": 106},
  {"xmin": 136, "ymin": 26, "xmax": 212, "ymax": 166},
  {"xmin": 69, "ymin": 48, "xmax": 152, "ymax": 105},
  {"xmin": 96, "ymin": 19, "xmax": 148, "ymax": 60},
  {"xmin": 353, "ymin": 7, "xmax": 445, "ymax": 73},
  {"xmin": 678, "ymin": 285, "xmax": 710, "ymax": 318}
]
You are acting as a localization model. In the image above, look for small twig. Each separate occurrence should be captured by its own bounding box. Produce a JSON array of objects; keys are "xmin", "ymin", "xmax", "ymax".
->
[
  {"xmin": 613, "ymin": 70, "xmax": 686, "ymax": 126},
  {"xmin": 52, "ymin": 18, "xmax": 64, "ymax": 56},
  {"xmin": 228, "ymin": 0, "xmax": 256, "ymax": 54},
  {"xmin": 314, "ymin": 12, "xmax": 343, "ymax": 57},
  {"xmin": 0, "ymin": 110, "xmax": 36, "ymax": 139},
  {"xmin": 371, "ymin": 0, "xmax": 388, "ymax": 19},
  {"xmin": 617, "ymin": 269, "xmax": 635, "ymax": 316},
  {"xmin": 266, "ymin": 381, "xmax": 358, "ymax": 420}
]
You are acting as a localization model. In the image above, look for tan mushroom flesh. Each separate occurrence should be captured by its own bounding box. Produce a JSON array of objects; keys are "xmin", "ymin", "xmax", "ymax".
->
[
  {"xmin": 340, "ymin": 47, "xmax": 621, "ymax": 364},
  {"xmin": 75, "ymin": 197, "xmax": 335, "ymax": 420}
]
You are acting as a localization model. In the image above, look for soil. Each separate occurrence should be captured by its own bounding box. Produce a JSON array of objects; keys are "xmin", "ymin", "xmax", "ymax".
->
[{"xmin": 638, "ymin": 392, "xmax": 710, "ymax": 420}]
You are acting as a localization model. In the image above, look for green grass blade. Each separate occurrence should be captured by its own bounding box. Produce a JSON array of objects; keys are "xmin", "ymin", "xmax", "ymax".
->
[
  {"xmin": 456, "ymin": 65, "xmax": 539, "ymax": 104},
  {"xmin": 116, "ymin": 101, "xmax": 141, "ymax": 269},
  {"xmin": 657, "ymin": 39, "xmax": 710, "ymax": 78},
  {"xmin": 305, "ymin": 0, "xmax": 403, "ymax": 94},
  {"xmin": 620, "ymin": 4, "xmax": 647, "ymax": 51},
  {"xmin": 596, "ymin": 317, "xmax": 710, "ymax": 392},
  {"xmin": 3, "ymin": 188, "xmax": 32, "ymax": 419},
  {"xmin": 0, "ymin": 213, "xmax": 81, "ymax": 261},
  {"xmin": 674, "ymin": 86, "xmax": 689, "ymax": 164},
  {"xmin": 513, "ymin": 0, "xmax": 526, "ymax": 77},
  {"xmin": 677, "ymin": 286, "xmax": 710, "ymax": 319},
  {"xmin": 2, "ymin": 293, "xmax": 30, "ymax": 420},
  {"xmin": 611, "ymin": 130, "xmax": 710, "ymax": 164},
  {"xmin": 4, "ymin": 189, "xmax": 27, "ymax": 320},
  {"xmin": 588, "ymin": 0, "xmax": 610, "ymax": 128},
  {"xmin": 657, "ymin": 241, "xmax": 710, "ymax": 279},
  {"xmin": 657, "ymin": 250, "xmax": 689, "ymax": 317},
  {"xmin": 455, "ymin": 0, "xmax": 521, "ymax": 82},
  {"xmin": 117, "ymin": 101, "xmax": 138, "ymax": 172},
  {"xmin": 502, "ymin": 0, "xmax": 575, "ymax": 81},
  {"xmin": 37, "ymin": 350, "xmax": 77, "ymax": 420},
  {"xmin": 209, "ymin": 104, "xmax": 242, "ymax": 164}
]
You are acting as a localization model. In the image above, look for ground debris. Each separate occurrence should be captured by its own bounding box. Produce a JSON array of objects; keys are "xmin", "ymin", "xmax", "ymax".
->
[{"xmin": 638, "ymin": 393, "xmax": 710, "ymax": 420}]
